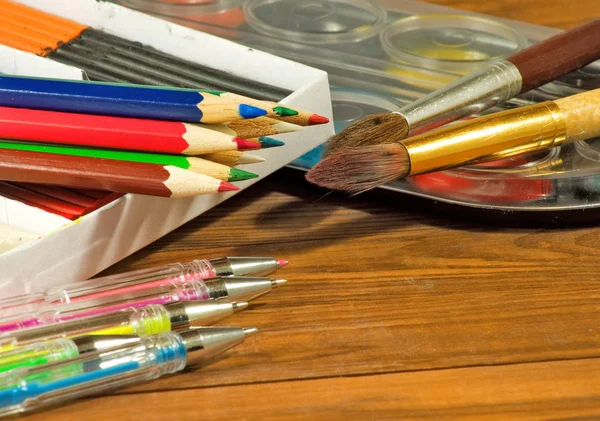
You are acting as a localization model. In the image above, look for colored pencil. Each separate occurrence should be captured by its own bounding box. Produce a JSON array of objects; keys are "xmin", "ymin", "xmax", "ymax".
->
[
  {"xmin": 68, "ymin": 188, "xmax": 112, "ymax": 200},
  {"xmin": 211, "ymin": 117, "xmax": 303, "ymax": 139},
  {"xmin": 9, "ymin": 183, "xmax": 100, "ymax": 208},
  {"xmin": 0, "ymin": 149, "xmax": 239, "ymax": 198},
  {"xmin": 200, "ymin": 151, "xmax": 266, "ymax": 167},
  {"xmin": 0, "ymin": 0, "xmax": 87, "ymax": 56},
  {"xmin": 0, "ymin": 106, "xmax": 260, "ymax": 155},
  {"xmin": 210, "ymin": 92, "xmax": 329, "ymax": 126},
  {"xmin": 0, "ymin": 74, "xmax": 268, "ymax": 124},
  {"xmin": 0, "ymin": 182, "xmax": 86, "ymax": 217},
  {"xmin": 0, "ymin": 183, "xmax": 77, "ymax": 220},
  {"xmin": 253, "ymin": 137, "xmax": 286, "ymax": 149},
  {"xmin": 0, "ymin": 141, "xmax": 259, "ymax": 182}
]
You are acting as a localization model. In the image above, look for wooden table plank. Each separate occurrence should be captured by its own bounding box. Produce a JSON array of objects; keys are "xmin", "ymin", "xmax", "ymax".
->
[
  {"xmin": 425, "ymin": 0, "xmax": 599, "ymax": 29},
  {"xmin": 20, "ymin": 358, "xmax": 600, "ymax": 420},
  {"xmin": 93, "ymin": 175, "xmax": 600, "ymax": 392}
]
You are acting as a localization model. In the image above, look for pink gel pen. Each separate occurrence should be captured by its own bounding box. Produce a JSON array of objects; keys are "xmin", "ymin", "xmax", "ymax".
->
[
  {"xmin": 0, "ymin": 276, "xmax": 286, "ymax": 333},
  {"xmin": 0, "ymin": 257, "xmax": 287, "ymax": 332}
]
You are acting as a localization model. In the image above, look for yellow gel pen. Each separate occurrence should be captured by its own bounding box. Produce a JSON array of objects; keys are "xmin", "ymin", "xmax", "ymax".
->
[{"xmin": 0, "ymin": 300, "xmax": 247, "ymax": 352}]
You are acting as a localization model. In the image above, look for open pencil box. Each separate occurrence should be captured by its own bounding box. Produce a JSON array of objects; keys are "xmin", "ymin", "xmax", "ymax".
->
[
  {"xmin": 115, "ymin": 0, "xmax": 600, "ymax": 213},
  {"xmin": 0, "ymin": 0, "xmax": 334, "ymax": 295}
]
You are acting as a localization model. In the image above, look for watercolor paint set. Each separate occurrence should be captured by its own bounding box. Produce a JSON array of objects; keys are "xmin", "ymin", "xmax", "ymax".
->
[
  {"xmin": 0, "ymin": 0, "xmax": 334, "ymax": 294},
  {"xmin": 115, "ymin": 0, "xmax": 600, "ymax": 212}
]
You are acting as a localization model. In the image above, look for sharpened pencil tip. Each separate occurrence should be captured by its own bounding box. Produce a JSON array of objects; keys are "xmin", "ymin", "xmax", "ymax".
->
[
  {"xmin": 308, "ymin": 114, "xmax": 330, "ymax": 125},
  {"xmin": 239, "ymin": 104, "xmax": 268, "ymax": 119},
  {"xmin": 229, "ymin": 167, "xmax": 259, "ymax": 182},
  {"xmin": 258, "ymin": 137, "xmax": 285, "ymax": 148},
  {"xmin": 234, "ymin": 137, "xmax": 261, "ymax": 150},
  {"xmin": 273, "ymin": 105, "xmax": 299, "ymax": 117},
  {"xmin": 218, "ymin": 181, "xmax": 240, "ymax": 192},
  {"xmin": 232, "ymin": 301, "xmax": 249, "ymax": 312},
  {"xmin": 271, "ymin": 279, "xmax": 287, "ymax": 288},
  {"xmin": 276, "ymin": 259, "xmax": 289, "ymax": 268},
  {"xmin": 243, "ymin": 327, "xmax": 259, "ymax": 336},
  {"xmin": 237, "ymin": 153, "xmax": 266, "ymax": 165}
]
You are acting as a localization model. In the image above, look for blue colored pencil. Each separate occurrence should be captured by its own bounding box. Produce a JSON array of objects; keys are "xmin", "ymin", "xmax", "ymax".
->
[{"xmin": 0, "ymin": 74, "xmax": 268, "ymax": 124}]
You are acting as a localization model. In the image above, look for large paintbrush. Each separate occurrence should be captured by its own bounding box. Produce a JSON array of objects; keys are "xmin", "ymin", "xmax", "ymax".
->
[
  {"xmin": 323, "ymin": 19, "xmax": 600, "ymax": 156},
  {"xmin": 306, "ymin": 89, "xmax": 600, "ymax": 194}
]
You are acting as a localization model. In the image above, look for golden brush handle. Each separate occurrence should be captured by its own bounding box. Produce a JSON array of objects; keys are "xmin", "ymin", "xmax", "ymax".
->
[
  {"xmin": 404, "ymin": 101, "xmax": 567, "ymax": 175},
  {"xmin": 403, "ymin": 88, "xmax": 600, "ymax": 175},
  {"xmin": 474, "ymin": 89, "xmax": 600, "ymax": 163},
  {"xmin": 555, "ymin": 89, "xmax": 600, "ymax": 142}
]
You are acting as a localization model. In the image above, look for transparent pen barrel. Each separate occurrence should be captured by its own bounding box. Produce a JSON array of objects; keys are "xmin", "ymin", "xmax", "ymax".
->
[
  {"xmin": 0, "ymin": 305, "xmax": 171, "ymax": 349},
  {"xmin": 0, "ymin": 263, "xmax": 212, "ymax": 333},
  {"xmin": 0, "ymin": 332, "xmax": 186, "ymax": 416},
  {"xmin": 0, "ymin": 339, "xmax": 78, "ymax": 374}
]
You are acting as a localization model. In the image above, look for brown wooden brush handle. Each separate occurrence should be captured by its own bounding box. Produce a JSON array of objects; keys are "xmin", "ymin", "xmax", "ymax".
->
[
  {"xmin": 508, "ymin": 19, "xmax": 600, "ymax": 93},
  {"xmin": 554, "ymin": 89, "xmax": 600, "ymax": 142}
]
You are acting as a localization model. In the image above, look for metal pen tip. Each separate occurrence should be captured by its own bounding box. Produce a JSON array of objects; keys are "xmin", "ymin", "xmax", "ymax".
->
[
  {"xmin": 243, "ymin": 327, "xmax": 259, "ymax": 336},
  {"xmin": 232, "ymin": 301, "xmax": 249, "ymax": 312},
  {"xmin": 271, "ymin": 279, "xmax": 287, "ymax": 288}
]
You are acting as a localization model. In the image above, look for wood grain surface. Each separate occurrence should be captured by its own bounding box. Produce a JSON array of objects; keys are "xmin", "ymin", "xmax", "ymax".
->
[{"xmin": 18, "ymin": 2, "xmax": 600, "ymax": 420}]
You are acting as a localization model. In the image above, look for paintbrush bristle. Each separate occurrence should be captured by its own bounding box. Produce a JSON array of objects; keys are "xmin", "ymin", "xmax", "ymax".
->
[
  {"xmin": 323, "ymin": 113, "xmax": 409, "ymax": 156},
  {"xmin": 306, "ymin": 143, "xmax": 411, "ymax": 194}
]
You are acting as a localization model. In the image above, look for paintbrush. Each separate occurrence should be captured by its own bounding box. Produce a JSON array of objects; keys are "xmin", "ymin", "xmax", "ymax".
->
[
  {"xmin": 323, "ymin": 19, "xmax": 600, "ymax": 156},
  {"xmin": 306, "ymin": 88, "xmax": 600, "ymax": 194}
]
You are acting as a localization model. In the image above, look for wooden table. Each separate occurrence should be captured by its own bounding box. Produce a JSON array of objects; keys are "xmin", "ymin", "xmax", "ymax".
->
[{"xmin": 26, "ymin": 2, "xmax": 600, "ymax": 420}]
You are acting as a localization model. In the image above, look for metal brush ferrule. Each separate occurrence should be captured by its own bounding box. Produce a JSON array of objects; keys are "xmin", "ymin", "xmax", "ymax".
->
[
  {"xmin": 404, "ymin": 101, "xmax": 567, "ymax": 176},
  {"xmin": 401, "ymin": 60, "xmax": 523, "ymax": 136}
]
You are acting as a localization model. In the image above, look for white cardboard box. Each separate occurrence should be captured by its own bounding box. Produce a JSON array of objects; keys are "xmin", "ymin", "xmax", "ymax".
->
[{"xmin": 0, "ymin": 0, "xmax": 334, "ymax": 296}]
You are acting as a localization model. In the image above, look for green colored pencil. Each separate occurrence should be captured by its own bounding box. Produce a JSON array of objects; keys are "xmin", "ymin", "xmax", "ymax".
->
[{"xmin": 0, "ymin": 141, "xmax": 258, "ymax": 182}]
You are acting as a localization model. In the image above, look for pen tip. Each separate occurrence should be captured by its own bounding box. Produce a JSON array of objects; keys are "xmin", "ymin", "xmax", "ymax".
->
[
  {"xmin": 276, "ymin": 259, "xmax": 289, "ymax": 268},
  {"xmin": 232, "ymin": 301, "xmax": 249, "ymax": 312},
  {"xmin": 243, "ymin": 327, "xmax": 259, "ymax": 336},
  {"xmin": 271, "ymin": 279, "xmax": 288, "ymax": 288}
]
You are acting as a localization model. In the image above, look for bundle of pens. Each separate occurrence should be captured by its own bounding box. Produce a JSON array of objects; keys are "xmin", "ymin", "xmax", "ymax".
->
[
  {"xmin": 0, "ymin": 256, "xmax": 287, "ymax": 416},
  {"xmin": 306, "ymin": 19, "xmax": 600, "ymax": 195},
  {"xmin": 0, "ymin": 0, "xmax": 329, "ymax": 220}
]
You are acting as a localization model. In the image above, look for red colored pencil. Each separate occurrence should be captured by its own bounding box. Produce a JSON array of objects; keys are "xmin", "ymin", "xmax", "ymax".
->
[
  {"xmin": 0, "ymin": 106, "xmax": 260, "ymax": 155},
  {"xmin": 0, "ymin": 149, "xmax": 239, "ymax": 198},
  {"xmin": 80, "ymin": 192, "xmax": 124, "ymax": 215},
  {"xmin": 0, "ymin": 182, "xmax": 86, "ymax": 216},
  {"xmin": 13, "ymin": 183, "xmax": 98, "ymax": 208},
  {"xmin": 0, "ymin": 182, "xmax": 82, "ymax": 219},
  {"xmin": 69, "ymin": 188, "xmax": 112, "ymax": 200}
]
